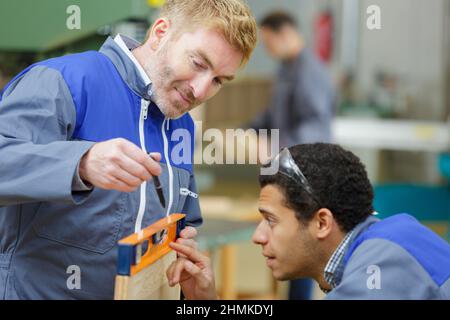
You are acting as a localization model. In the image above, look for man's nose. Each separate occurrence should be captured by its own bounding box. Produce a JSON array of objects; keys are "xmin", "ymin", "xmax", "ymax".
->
[
  {"xmin": 252, "ymin": 220, "xmax": 268, "ymax": 245},
  {"xmin": 191, "ymin": 76, "xmax": 212, "ymax": 102}
]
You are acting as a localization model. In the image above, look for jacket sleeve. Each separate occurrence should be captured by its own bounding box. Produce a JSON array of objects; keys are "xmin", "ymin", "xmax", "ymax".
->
[
  {"xmin": 181, "ymin": 172, "xmax": 203, "ymax": 228},
  {"xmin": 0, "ymin": 66, "xmax": 96, "ymax": 206},
  {"xmin": 326, "ymin": 239, "xmax": 439, "ymax": 300}
]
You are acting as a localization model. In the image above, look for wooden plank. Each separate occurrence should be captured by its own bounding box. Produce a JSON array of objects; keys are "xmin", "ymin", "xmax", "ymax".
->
[
  {"xmin": 220, "ymin": 245, "xmax": 236, "ymax": 300},
  {"xmin": 114, "ymin": 251, "xmax": 180, "ymax": 300}
]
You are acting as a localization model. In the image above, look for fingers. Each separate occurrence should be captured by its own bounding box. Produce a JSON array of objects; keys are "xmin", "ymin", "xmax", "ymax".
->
[
  {"xmin": 120, "ymin": 141, "xmax": 162, "ymax": 177},
  {"xmin": 180, "ymin": 226, "xmax": 198, "ymax": 239},
  {"xmin": 115, "ymin": 156, "xmax": 153, "ymax": 182},
  {"xmin": 178, "ymin": 227, "xmax": 198, "ymax": 251},
  {"xmin": 176, "ymin": 238, "xmax": 198, "ymax": 250},
  {"xmin": 167, "ymin": 228, "xmax": 200, "ymax": 282},
  {"xmin": 166, "ymin": 257, "xmax": 193, "ymax": 286},
  {"xmin": 166, "ymin": 245, "xmax": 217, "ymax": 300},
  {"xmin": 113, "ymin": 164, "xmax": 146, "ymax": 188},
  {"xmin": 166, "ymin": 260, "xmax": 178, "ymax": 286},
  {"xmin": 171, "ymin": 257, "xmax": 189, "ymax": 285},
  {"xmin": 177, "ymin": 227, "xmax": 198, "ymax": 257},
  {"xmin": 79, "ymin": 138, "xmax": 163, "ymax": 192},
  {"xmin": 175, "ymin": 238, "xmax": 198, "ymax": 258},
  {"xmin": 167, "ymin": 258, "xmax": 210, "ymax": 289},
  {"xmin": 141, "ymin": 154, "xmax": 162, "ymax": 177},
  {"xmin": 169, "ymin": 242, "xmax": 208, "ymax": 265},
  {"xmin": 149, "ymin": 152, "xmax": 162, "ymax": 162},
  {"xmin": 182, "ymin": 260, "xmax": 211, "ymax": 289},
  {"xmin": 104, "ymin": 176, "xmax": 136, "ymax": 193},
  {"xmin": 109, "ymin": 140, "xmax": 162, "ymax": 188}
]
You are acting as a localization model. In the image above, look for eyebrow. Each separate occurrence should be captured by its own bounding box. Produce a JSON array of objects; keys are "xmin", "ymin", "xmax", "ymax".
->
[
  {"xmin": 195, "ymin": 50, "xmax": 235, "ymax": 82},
  {"xmin": 258, "ymin": 208, "xmax": 275, "ymax": 218}
]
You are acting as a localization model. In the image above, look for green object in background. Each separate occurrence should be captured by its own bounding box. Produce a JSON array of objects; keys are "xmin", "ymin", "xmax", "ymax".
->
[
  {"xmin": 439, "ymin": 154, "xmax": 450, "ymax": 181},
  {"xmin": 0, "ymin": 0, "xmax": 153, "ymax": 52},
  {"xmin": 374, "ymin": 154, "xmax": 450, "ymax": 240},
  {"xmin": 374, "ymin": 184, "xmax": 450, "ymax": 240}
]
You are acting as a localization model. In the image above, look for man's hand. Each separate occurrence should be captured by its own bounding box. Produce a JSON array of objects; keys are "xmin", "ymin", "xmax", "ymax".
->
[
  {"xmin": 167, "ymin": 241, "xmax": 218, "ymax": 300},
  {"xmin": 79, "ymin": 138, "xmax": 162, "ymax": 193}
]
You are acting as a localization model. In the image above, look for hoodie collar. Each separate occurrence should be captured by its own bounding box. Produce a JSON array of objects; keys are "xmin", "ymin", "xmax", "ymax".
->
[{"xmin": 99, "ymin": 34, "xmax": 153, "ymax": 101}]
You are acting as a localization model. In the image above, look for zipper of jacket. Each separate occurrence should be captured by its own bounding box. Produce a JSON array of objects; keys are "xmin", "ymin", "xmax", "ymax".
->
[
  {"xmin": 134, "ymin": 99, "xmax": 150, "ymax": 233},
  {"xmin": 162, "ymin": 118, "xmax": 173, "ymax": 217}
]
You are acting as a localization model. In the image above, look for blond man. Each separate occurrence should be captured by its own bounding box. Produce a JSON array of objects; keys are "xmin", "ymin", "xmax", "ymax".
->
[{"xmin": 0, "ymin": 0, "xmax": 257, "ymax": 299}]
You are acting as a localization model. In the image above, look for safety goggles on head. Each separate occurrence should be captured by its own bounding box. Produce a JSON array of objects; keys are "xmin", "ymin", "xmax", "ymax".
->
[{"xmin": 269, "ymin": 148, "xmax": 322, "ymax": 207}]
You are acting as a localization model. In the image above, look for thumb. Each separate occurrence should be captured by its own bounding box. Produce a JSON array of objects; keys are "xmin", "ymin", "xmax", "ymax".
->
[{"xmin": 149, "ymin": 152, "xmax": 162, "ymax": 162}]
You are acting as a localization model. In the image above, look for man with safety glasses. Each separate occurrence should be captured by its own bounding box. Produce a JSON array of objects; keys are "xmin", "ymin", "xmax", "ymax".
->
[{"xmin": 167, "ymin": 143, "xmax": 450, "ymax": 300}]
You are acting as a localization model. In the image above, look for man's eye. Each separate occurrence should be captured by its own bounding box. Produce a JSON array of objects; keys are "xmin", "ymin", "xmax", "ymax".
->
[
  {"xmin": 213, "ymin": 78, "xmax": 223, "ymax": 86},
  {"xmin": 266, "ymin": 218, "xmax": 275, "ymax": 227},
  {"xmin": 192, "ymin": 59, "xmax": 205, "ymax": 70}
]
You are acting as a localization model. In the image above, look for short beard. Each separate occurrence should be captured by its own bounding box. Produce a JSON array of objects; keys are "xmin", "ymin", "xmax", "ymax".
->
[
  {"xmin": 144, "ymin": 45, "xmax": 188, "ymax": 119},
  {"xmin": 151, "ymin": 66, "xmax": 183, "ymax": 119}
]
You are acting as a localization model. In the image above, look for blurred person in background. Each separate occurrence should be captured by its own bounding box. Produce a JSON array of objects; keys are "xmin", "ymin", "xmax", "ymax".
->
[{"xmin": 249, "ymin": 11, "xmax": 336, "ymax": 149}]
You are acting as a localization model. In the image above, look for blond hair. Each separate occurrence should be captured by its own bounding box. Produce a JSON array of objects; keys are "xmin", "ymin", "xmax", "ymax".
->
[{"xmin": 157, "ymin": 0, "xmax": 257, "ymax": 65}]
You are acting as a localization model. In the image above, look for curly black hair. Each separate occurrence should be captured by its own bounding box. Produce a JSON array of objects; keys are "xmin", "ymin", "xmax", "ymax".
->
[{"xmin": 259, "ymin": 144, "xmax": 374, "ymax": 233}]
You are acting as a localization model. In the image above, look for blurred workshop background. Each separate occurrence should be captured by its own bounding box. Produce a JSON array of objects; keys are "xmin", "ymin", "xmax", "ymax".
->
[{"xmin": 1, "ymin": 0, "xmax": 450, "ymax": 300}]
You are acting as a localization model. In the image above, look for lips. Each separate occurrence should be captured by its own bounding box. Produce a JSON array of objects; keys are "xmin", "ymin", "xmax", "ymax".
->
[
  {"xmin": 263, "ymin": 252, "xmax": 276, "ymax": 263},
  {"xmin": 176, "ymin": 88, "xmax": 192, "ymax": 105}
]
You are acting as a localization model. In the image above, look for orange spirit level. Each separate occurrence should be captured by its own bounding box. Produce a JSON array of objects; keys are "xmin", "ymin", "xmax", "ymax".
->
[{"xmin": 114, "ymin": 214, "xmax": 186, "ymax": 300}]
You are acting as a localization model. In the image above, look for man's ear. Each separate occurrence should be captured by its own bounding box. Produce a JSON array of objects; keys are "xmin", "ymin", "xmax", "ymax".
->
[
  {"xmin": 311, "ymin": 208, "xmax": 334, "ymax": 240},
  {"xmin": 147, "ymin": 18, "xmax": 171, "ymax": 51}
]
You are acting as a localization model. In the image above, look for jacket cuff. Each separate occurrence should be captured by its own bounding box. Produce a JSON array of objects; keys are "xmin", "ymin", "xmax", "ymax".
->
[
  {"xmin": 70, "ymin": 142, "xmax": 96, "ymax": 205},
  {"xmin": 72, "ymin": 160, "xmax": 93, "ymax": 191}
]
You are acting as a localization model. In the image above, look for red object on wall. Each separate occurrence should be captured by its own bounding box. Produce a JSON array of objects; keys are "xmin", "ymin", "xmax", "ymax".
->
[{"xmin": 314, "ymin": 11, "xmax": 333, "ymax": 63}]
